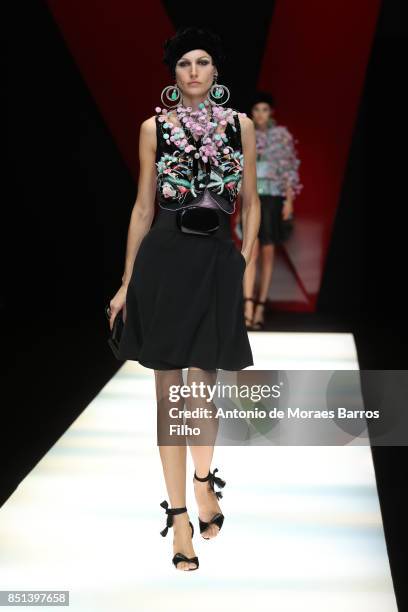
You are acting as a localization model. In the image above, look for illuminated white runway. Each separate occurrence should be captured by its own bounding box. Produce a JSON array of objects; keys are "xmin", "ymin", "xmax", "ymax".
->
[{"xmin": 0, "ymin": 332, "xmax": 397, "ymax": 611}]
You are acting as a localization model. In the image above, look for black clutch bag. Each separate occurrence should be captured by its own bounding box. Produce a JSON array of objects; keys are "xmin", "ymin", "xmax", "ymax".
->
[
  {"xmin": 176, "ymin": 206, "xmax": 220, "ymax": 236},
  {"xmin": 105, "ymin": 304, "xmax": 124, "ymax": 358}
]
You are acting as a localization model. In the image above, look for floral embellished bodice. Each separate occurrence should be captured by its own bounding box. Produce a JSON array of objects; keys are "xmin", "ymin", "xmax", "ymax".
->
[
  {"xmin": 155, "ymin": 105, "xmax": 245, "ymax": 214},
  {"xmin": 256, "ymin": 123, "xmax": 303, "ymax": 197}
]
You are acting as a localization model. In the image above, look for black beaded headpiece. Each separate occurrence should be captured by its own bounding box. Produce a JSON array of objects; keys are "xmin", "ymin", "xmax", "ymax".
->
[{"xmin": 163, "ymin": 26, "xmax": 227, "ymax": 79}]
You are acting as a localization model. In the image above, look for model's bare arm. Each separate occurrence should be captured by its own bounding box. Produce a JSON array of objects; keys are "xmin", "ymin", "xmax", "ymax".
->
[
  {"xmin": 108, "ymin": 116, "xmax": 157, "ymax": 327},
  {"xmin": 239, "ymin": 115, "xmax": 260, "ymax": 264},
  {"xmin": 121, "ymin": 117, "xmax": 157, "ymax": 287}
]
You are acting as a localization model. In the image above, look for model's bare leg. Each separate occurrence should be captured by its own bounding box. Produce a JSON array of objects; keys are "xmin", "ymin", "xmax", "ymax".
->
[
  {"xmin": 155, "ymin": 368, "xmax": 197, "ymax": 570},
  {"xmin": 185, "ymin": 367, "xmax": 222, "ymax": 539},
  {"xmin": 243, "ymin": 237, "xmax": 260, "ymax": 324},
  {"xmin": 253, "ymin": 243, "xmax": 275, "ymax": 326}
]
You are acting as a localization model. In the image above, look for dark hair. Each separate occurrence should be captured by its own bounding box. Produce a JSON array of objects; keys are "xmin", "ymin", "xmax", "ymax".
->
[
  {"xmin": 250, "ymin": 91, "xmax": 275, "ymax": 110},
  {"xmin": 163, "ymin": 26, "xmax": 227, "ymax": 79}
]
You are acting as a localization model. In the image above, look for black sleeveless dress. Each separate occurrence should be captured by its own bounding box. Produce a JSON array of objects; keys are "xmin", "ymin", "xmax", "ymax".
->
[{"xmin": 116, "ymin": 105, "xmax": 254, "ymax": 371}]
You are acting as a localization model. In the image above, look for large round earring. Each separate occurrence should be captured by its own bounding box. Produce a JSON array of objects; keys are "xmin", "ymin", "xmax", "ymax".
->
[
  {"xmin": 160, "ymin": 84, "xmax": 182, "ymax": 109},
  {"xmin": 209, "ymin": 74, "xmax": 230, "ymax": 105}
]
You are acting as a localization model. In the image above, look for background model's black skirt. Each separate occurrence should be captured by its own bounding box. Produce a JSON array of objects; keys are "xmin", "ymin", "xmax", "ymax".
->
[
  {"xmin": 238, "ymin": 194, "xmax": 290, "ymax": 245},
  {"xmin": 259, "ymin": 194, "xmax": 295, "ymax": 245},
  {"xmin": 116, "ymin": 207, "xmax": 254, "ymax": 371}
]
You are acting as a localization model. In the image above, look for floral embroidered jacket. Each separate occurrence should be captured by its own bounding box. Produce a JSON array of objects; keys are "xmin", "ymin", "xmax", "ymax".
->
[
  {"xmin": 155, "ymin": 107, "xmax": 245, "ymax": 214},
  {"xmin": 256, "ymin": 124, "xmax": 303, "ymax": 197}
]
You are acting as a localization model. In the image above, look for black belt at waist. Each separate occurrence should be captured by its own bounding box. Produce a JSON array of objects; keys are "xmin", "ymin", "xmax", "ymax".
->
[{"xmin": 151, "ymin": 206, "xmax": 234, "ymax": 240}]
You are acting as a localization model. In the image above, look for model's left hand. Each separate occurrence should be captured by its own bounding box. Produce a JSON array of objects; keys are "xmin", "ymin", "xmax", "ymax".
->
[{"xmin": 282, "ymin": 199, "xmax": 294, "ymax": 220}]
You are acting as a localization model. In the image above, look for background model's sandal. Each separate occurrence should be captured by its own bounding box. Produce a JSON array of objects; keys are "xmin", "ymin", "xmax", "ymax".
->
[
  {"xmin": 252, "ymin": 300, "xmax": 267, "ymax": 330},
  {"xmin": 159, "ymin": 500, "xmax": 199, "ymax": 570},
  {"xmin": 193, "ymin": 467, "xmax": 226, "ymax": 539},
  {"xmin": 243, "ymin": 296, "xmax": 256, "ymax": 329}
]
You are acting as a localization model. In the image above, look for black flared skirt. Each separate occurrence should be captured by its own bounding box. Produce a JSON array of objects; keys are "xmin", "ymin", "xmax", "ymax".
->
[{"xmin": 116, "ymin": 207, "xmax": 254, "ymax": 371}]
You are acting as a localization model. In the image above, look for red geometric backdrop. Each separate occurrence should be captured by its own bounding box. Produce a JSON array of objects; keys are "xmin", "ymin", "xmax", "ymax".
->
[
  {"xmin": 46, "ymin": 0, "xmax": 174, "ymax": 176},
  {"xmin": 258, "ymin": 0, "xmax": 381, "ymax": 310}
]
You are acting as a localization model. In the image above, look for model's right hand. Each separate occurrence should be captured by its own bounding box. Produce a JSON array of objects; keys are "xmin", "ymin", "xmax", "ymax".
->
[{"xmin": 108, "ymin": 284, "xmax": 128, "ymax": 330}]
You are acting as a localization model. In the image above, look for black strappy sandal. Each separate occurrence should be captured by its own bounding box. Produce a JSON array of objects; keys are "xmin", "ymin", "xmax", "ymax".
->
[
  {"xmin": 243, "ymin": 296, "xmax": 256, "ymax": 329},
  {"xmin": 159, "ymin": 500, "xmax": 199, "ymax": 570},
  {"xmin": 252, "ymin": 300, "xmax": 267, "ymax": 331},
  {"xmin": 193, "ymin": 468, "xmax": 226, "ymax": 539}
]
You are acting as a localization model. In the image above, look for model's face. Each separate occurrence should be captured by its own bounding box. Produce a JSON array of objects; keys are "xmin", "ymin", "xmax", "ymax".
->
[
  {"xmin": 251, "ymin": 102, "xmax": 274, "ymax": 127},
  {"xmin": 175, "ymin": 49, "xmax": 216, "ymax": 97}
]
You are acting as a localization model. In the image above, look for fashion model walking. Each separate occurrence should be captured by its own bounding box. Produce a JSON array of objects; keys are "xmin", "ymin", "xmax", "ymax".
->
[
  {"xmin": 241, "ymin": 91, "xmax": 302, "ymax": 330},
  {"xmin": 107, "ymin": 27, "xmax": 260, "ymax": 570}
]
